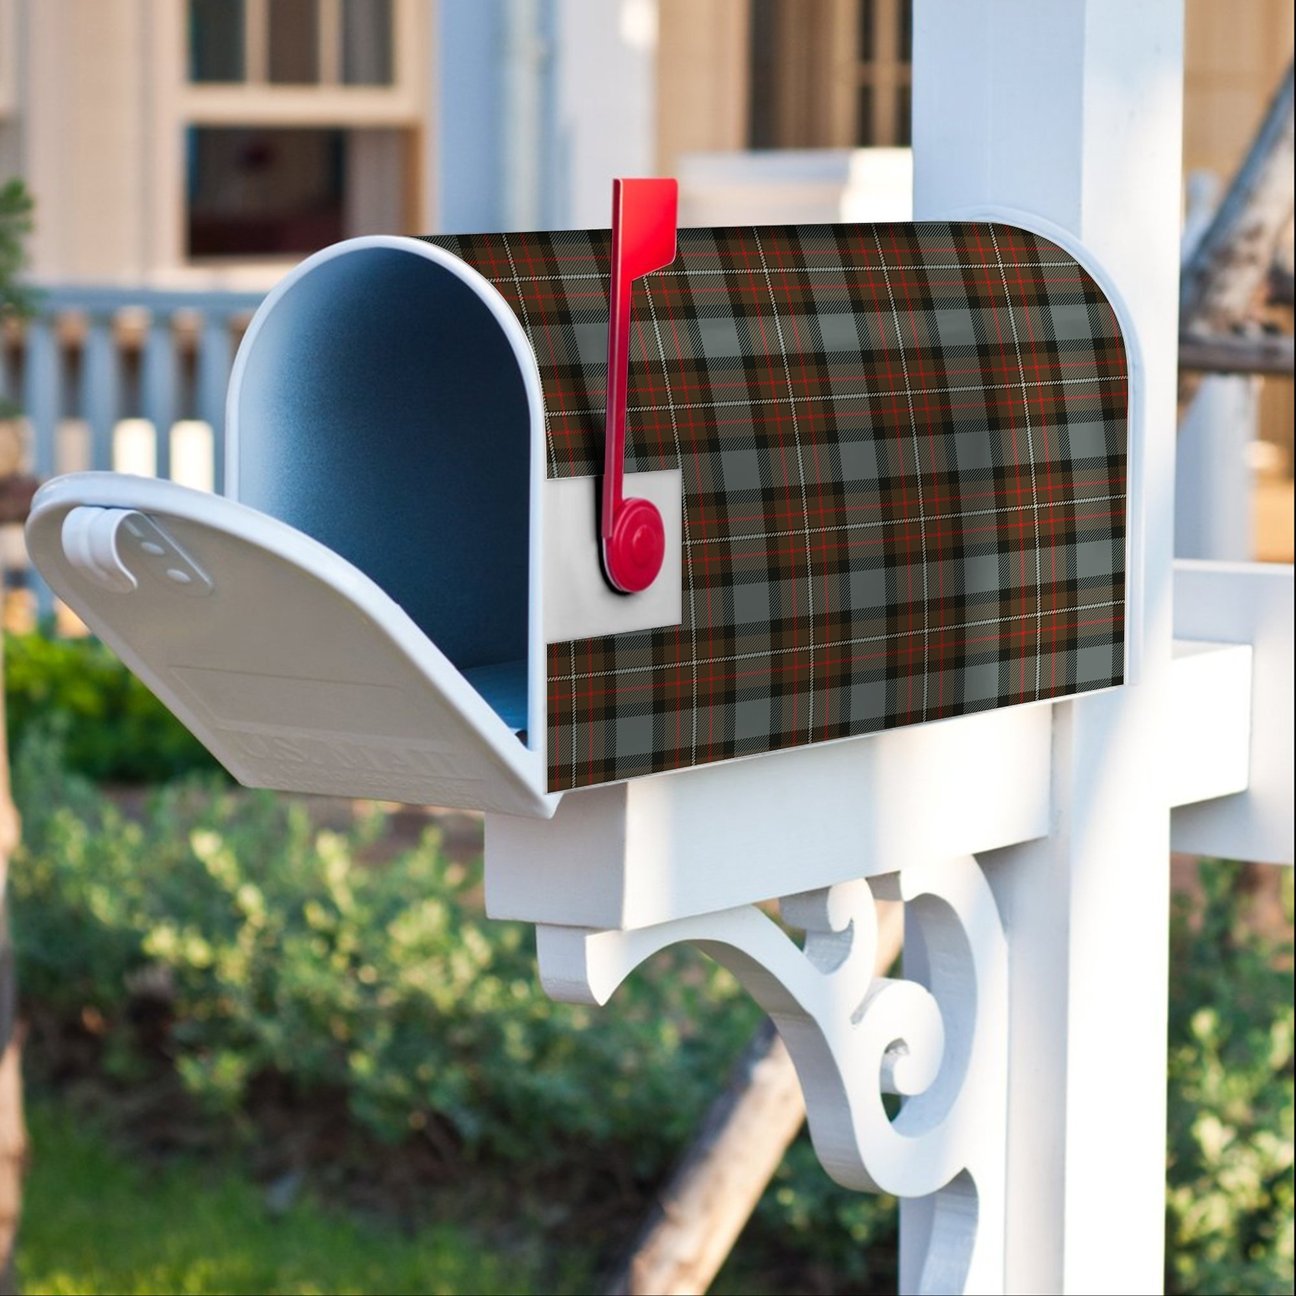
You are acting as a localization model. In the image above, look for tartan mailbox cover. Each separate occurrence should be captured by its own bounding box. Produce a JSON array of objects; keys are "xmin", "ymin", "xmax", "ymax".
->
[{"xmin": 27, "ymin": 208, "xmax": 1129, "ymax": 815}]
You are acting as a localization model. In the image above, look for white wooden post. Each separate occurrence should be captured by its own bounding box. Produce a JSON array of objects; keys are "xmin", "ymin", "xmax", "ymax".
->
[{"xmin": 912, "ymin": 4, "xmax": 1183, "ymax": 1291}]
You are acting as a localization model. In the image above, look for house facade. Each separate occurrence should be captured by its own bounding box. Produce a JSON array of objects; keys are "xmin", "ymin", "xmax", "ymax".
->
[
  {"xmin": 1, "ymin": 0, "xmax": 1288, "ymax": 285},
  {"xmin": 0, "ymin": 1, "xmax": 1289, "ymax": 566},
  {"xmin": 0, "ymin": 0, "xmax": 431, "ymax": 288}
]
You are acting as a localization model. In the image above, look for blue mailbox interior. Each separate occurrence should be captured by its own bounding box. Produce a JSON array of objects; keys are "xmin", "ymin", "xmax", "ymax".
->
[{"xmin": 233, "ymin": 244, "xmax": 533, "ymax": 732}]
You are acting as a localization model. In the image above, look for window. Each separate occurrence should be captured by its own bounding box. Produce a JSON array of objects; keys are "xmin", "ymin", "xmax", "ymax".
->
[
  {"xmin": 342, "ymin": 0, "xmax": 394, "ymax": 85},
  {"xmin": 190, "ymin": 0, "xmax": 246, "ymax": 82},
  {"xmin": 167, "ymin": 0, "xmax": 423, "ymax": 265},
  {"xmin": 749, "ymin": 0, "xmax": 912, "ymax": 148},
  {"xmin": 269, "ymin": 0, "xmax": 320, "ymax": 85},
  {"xmin": 857, "ymin": 0, "xmax": 911, "ymax": 145},
  {"xmin": 187, "ymin": 127, "xmax": 344, "ymax": 256},
  {"xmin": 186, "ymin": 0, "xmax": 394, "ymax": 87},
  {"xmin": 186, "ymin": 126, "xmax": 411, "ymax": 259}
]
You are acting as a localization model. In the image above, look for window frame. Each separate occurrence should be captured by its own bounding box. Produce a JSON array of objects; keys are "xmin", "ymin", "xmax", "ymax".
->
[
  {"xmin": 748, "ymin": 0, "xmax": 913, "ymax": 149},
  {"xmin": 182, "ymin": 0, "xmax": 420, "ymax": 122},
  {"xmin": 152, "ymin": 0, "xmax": 426, "ymax": 278}
]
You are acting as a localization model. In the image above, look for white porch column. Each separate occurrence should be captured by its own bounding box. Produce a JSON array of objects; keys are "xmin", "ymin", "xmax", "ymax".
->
[
  {"xmin": 550, "ymin": 0, "xmax": 658, "ymax": 227},
  {"xmin": 912, "ymin": 4, "xmax": 1184, "ymax": 1293}
]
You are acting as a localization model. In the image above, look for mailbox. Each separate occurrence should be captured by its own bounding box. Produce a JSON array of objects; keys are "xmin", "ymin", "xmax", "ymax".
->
[{"xmin": 26, "ymin": 182, "xmax": 1130, "ymax": 817}]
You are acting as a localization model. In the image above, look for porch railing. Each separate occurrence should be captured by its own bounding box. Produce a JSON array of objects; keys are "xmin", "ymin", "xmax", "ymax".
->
[{"xmin": 1, "ymin": 284, "xmax": 265, "ymax": 618}]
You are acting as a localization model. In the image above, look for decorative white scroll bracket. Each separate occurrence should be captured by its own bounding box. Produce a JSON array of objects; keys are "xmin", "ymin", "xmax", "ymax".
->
[{"xmin": 536, "ymin": 855, "xmax": 1008, "ymax": 1296}]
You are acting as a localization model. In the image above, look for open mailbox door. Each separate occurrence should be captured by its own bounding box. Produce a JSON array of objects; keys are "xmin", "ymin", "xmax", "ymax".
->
[{"xmin": 27, "ymin": 473, "xmax": 555, "ymax": 818}]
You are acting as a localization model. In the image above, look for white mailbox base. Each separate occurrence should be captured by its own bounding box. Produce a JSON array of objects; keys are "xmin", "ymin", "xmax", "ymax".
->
[{"xmin": 485, "ymin": 705, "xmax": 1053, "ymax": 931}]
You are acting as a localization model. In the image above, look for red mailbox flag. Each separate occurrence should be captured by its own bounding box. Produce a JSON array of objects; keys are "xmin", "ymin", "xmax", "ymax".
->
[{"xmin": 602, "ymin": 178, "xmax": 679, "ymax": 594}]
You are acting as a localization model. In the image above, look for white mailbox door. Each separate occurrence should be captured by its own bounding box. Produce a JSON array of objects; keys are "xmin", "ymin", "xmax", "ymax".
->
[{"xmin": 27, "ymin": 473, "xmax": 555, "ymax": 819}]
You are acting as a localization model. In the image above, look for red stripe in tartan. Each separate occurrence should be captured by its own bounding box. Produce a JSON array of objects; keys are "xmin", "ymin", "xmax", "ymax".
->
[{"xmin": 426, "ymin": 222, "xmax": 1129, "ymax": 793}]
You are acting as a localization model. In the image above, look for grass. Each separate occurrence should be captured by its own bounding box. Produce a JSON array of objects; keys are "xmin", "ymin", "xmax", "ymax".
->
[{"xmin": 17, "ymin": 1101, "xmax": 553, "ymax": 1295}]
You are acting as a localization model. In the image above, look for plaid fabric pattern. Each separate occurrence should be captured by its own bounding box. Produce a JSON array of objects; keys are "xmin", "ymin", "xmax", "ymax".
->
[{"xmin": 426, "ymin": 223, "xmax": 1129, "ymax": 794}]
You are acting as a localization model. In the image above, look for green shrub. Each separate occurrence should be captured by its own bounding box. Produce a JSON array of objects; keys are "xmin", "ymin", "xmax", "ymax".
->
[
  {"xmin": 1166, "ymin": 861, "xmax": 1294, "ymax": 1295},
  {"xmin": 726, "ymin": 1137, "xmax": 897, "ymax": 1294},
  {"xmin": 4, "ymin": 630, "xmax": 221, "ymax": 783},
  {"xmin": 10, "ymin": 726, "xmax": 1292, "ymax": 1293},
  {"xmin": 11, "ymin": 726, "xmax": 759, "ymax": 1171}
]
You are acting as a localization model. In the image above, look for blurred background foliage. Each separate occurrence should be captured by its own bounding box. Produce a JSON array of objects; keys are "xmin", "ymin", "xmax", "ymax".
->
[
  {"xmin": 4, "ymin": 628, "xmax": 1293, "ymax": 1294},
  {"xmin": 4, "ymin": 631, "xmax": 219, "ymax": 784}
]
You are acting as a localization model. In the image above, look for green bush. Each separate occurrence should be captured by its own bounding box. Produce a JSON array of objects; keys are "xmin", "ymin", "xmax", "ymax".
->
[
  {"xmin": 4, "ymin": 631, "xmax": 221, "ymax": 784},
  {"xmin": 728, "ymin": 1137, "xmax": 898, "ymax": 1293},
  {"xmin": 11, "ymin": 723, "xmax": 898, "ymax": 1289},
  {"xmin": 9, "ymin": 724, "xmax": 1292, "ymax": 1293},
  {"xmin": 1166, "ymin": 861, "xmax": 1294, "ymax": 1295},
  {"xmin": 11, "ymin": 726, "xmax": 758, "ymax": 1170}
]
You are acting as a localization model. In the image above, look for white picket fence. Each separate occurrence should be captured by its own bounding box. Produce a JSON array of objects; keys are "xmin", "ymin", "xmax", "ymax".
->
[{"xmin": 0, "ymin": 285, "xmax": 264, "ymax": 615}]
